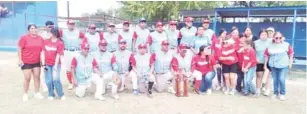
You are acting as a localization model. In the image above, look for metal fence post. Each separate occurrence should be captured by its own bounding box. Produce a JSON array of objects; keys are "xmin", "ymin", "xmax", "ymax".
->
[{"xmin": 291, "ymin": 9, "xmax": 297, "ymax": 49}]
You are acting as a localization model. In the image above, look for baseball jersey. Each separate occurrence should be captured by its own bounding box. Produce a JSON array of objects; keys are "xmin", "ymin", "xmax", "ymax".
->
[
  {"xmin": 43, "ymin": 39, "xmax": 64, "ymax": 65},
  {"xmin": 151, "ymin": 51, "xmax": 174, "ymax": 74},
  {"xmin": 254, "ymin": 38, "xmax": 272, "ymax": 64},
  {"xmin": 171, "ymin": 53, "xmax": 193, "ymax": 72},
  {"xmin": 119, "ymin": 30, "xmax": 134, "ymax": 51},
  {"xmin": 180, "ymin": 26, "xmax": 197, "ymax": 46},
  {"xmin": 101, "ymin": 32, "xmax": 122, "ymax": 52},
  {"xmin": 191, "ymin": 55, "xmax": 216, "ymax": 75},
  {"xmin": 219, "ymin": 44, "xmax": 239, "ymax": 65},
  {"xmin": 130, "ymin": 53, "xmax": 152, "ymax": 76},
  {"xmin": 237, "ymin": 47, "xmax": 257, "ymax": 69},
  {"xmin": 85, "ymin": 32, "xmax": 102, "ymax": 52},
  {"xmin": 113, "ymin": 50, "xmax": 134, "ymax": 74},
  {"xmin": 191, "ymin": 35, "xmax": 212, "ymax": 53},
  {"xmin": 92, "ymin": 51, "xmax": 117, "ymax": 73},
  {"xmin": 166, "ymin": 29, "xmax": 182, "ymax": 49},
  {"xmin": 61, "ymin": 29, "xmax": 85, "ymax": 50},
  {"xmin": 264, "ymin": 42, "xmax": 293, "ymax": 68},
  {"xmin": 148, "ymin": 31, "xmax": 168, "ymax": 53},
  {"xmin": 133, "ymin": 27, "xmax": 150, "ymax": 51}
]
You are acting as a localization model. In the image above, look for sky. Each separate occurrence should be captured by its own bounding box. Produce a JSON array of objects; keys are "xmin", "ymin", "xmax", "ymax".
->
[{"xmin": 57, "ymin": 0, "xmax": 120, "ymax": 17}]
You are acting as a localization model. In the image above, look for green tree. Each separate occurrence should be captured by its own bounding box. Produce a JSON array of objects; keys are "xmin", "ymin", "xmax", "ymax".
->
[{"xmin": 118, "ymin": 1, "xmax": 228, "ymax": 22}]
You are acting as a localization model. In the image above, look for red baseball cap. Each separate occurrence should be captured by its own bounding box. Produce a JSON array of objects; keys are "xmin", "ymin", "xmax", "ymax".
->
[
  {"xmin": 161, "ymin": 40, "xmax": 169, "ymax": 45},
  {"xmin": 81, "ymin": 41, "xmax": 90, "ymax": 50},
  {"xmin": 185, "ymin": 17, "xmax": 193, "ymax": 22},
  {"xmin": 88, "ymin": 24, "xmax": 96, "ymax": 29},
  {"xmin": 168, "ymin": 20, "xmax": 177, "ymax": 25},
  {"xmin": 123, "ymin": 21, "xmax": 130, "ymax": 25},
  {"xmin": 178, "ymin": 44, "xmax": 187, "ymax": 49},
  {"xmin": 99, "ymin": 39, "xmax": 108, "ymax": 46},
  {"xmin": 155, "ymin": 21, "xmax": 163, "ymax": 27},
  {"xmin": 203, "ymin": 19, "xmax": 210, "ymax": 24},
  {"xmin": 67, "ymin": 19, "xmax": 75, "ymax": 25},
  {"xmin": 138, "ymin": 43, "xmax": 147, "ymax": 49}
]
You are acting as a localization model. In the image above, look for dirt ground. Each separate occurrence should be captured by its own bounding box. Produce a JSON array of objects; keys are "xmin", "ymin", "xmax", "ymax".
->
[{"xmin": 0, "ymin": 52, "xmax": 306, "ymax": 114}]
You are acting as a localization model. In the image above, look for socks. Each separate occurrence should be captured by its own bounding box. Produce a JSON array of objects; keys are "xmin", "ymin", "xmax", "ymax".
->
[
  {"xmin": 148, "ymin": 82, "xmax": 154, "ymax": 94},
  {"xmin": 66, "ymin": 72, "xmax": 72, "ymax": 83}
]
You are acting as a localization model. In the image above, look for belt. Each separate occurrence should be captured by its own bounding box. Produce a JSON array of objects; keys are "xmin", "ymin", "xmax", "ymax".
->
[
  {"xmin": 186, "ymin": 47, "xmax": 191, "ymax": 49},
  {"xmin": 156, "ymin": 72, "xmax": 167, "ymax": 75},
  {"xmin": 65, "ymin": 48, "xmax": 80, "ymax": 51}
]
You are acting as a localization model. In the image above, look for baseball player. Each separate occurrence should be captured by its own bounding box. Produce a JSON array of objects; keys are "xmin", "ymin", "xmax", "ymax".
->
[
  {"xmin": 100, "ymin": 23, "xmax": 123, "ymax": 53},
  {"xmin": 129, "ymin": 43, "xmax": 155, "ymax": 97},
  {"xmin": 202, "ymin": 18, "xmax": 217, "ymax": 44},
  {"xmin": 179, "ymin": 17, "xmax": 197, "ymax": 46},
  {"xmin": 113, "ymin": 38, "xmax": 134, "ymax": 92},
  {"xmin": 70, "ymin": 41, "xmax": 105, "ymax": 101},
  {"xmin": 171, "ymin": 44, "xmax": 202, "ymax": 96},
  {"xmin": 85, "ymin": 24, "xmax": 103, "ymax": 53},
  {"xmin": 148, "ymin": 21, "xmax": 168, "ymax": 54},
  {"xmin": 119, "ymin": 21, "xmax": 134, "ymax": 51},
  {"xmin": 166, "ymin": 20, "xmax": 182, "ymax": 55},
  {"xmin": 92, "ymin": 39, "xmax": 121, "ymax": 99},
  {"xmin": 61, "ymin": 19, "xmax": 87, "ymax": 90},
  {"xmin": 151, "ymin": 40, "xmax": 176, "ymax": 94},
  {"xmin": 133, "ymin": 18, "xmax": 150, "ymax": 53}
]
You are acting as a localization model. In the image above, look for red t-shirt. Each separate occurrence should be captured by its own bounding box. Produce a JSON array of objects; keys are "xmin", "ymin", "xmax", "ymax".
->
[
  {"xmin": 71, "ymin": 57, "xmax": 98, "ymax": 69},
  {"xmin": 219, "ymin": 44, "xmax": 238, "ymax": 65},
  {"xmin": 18, "ymin": 34, "xmax": 44, "ymax": 64},
  {"xmin": 238, "ymin": 47, "xmax": 257, "ymax": 69},
  {"xmin": 191, "ymin": 55, "xmax": 216, "ymax": 76},
  {"xmin": 43, "ymin": 39, "xmax": 64, "ymax": 65},
  {"xmin": 212, "ymin": 38, "xmax": 222, "ymax": 61}
]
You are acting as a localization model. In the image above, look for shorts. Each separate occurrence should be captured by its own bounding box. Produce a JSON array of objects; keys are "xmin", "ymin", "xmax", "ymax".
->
[
  {"xmin": 222, "ymin": 63, "xmax": 238, "ymax": 74},
  {"xmin": 256, "ymin": 64, "xmax": 271, "ymax": 72},
  {"xmin": 21, "ymin": 62, "xmax": 41, "ymax": 70}
]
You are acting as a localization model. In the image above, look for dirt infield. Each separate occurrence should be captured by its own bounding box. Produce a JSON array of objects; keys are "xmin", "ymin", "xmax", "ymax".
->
[{"xmin": 0, "ymin": 52, "xmax": 306, "ymax": 114}]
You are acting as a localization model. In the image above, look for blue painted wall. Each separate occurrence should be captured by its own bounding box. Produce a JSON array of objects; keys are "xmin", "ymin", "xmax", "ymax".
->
[{"xmin": 0, "ymin": 1, "xmax": 57, "ymax": 51}]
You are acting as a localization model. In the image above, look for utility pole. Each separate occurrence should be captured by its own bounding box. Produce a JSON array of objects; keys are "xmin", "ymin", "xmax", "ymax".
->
[{"xmin": 67, "ymin": 1, "xmax": 70, "ymax": 19}]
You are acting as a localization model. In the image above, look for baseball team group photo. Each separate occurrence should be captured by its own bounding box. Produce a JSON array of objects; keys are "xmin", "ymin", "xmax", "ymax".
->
[{"xmin": 0, "ymin": 1, "xmax": 306, "ymax": 114}]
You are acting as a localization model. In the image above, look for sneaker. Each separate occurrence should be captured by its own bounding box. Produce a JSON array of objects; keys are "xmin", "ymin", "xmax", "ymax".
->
[
  {"xmin": 68, "ymin": 84, "xmax": 73, "ymax": 90},
  {"xmin": 215, "ymin": 85, "xmax": 221, "ymax": 91},
  {"xmin": 34, "ymin": 93, "xmax": 44, "ymax": 99},
  {"xmin": 206, "ymin": 89, "xmax": 212, "ymax": 95},
  {"xmin": 42, "ymin": 86, "xmax": 48, "ymax": 93},
  {"xmin": 199, "ymin": 92, "xmax": 205, "ymax": 95},
  {"xmin": 60, "ymin": 96, "xmax": 66, "ymax": 100},
  {"xmin": 22, "ymin": 94, "xmax": 28, "ymax": 102},
  {"xmin": 147, "ymin": 93, "xmax": 153, "ymax": 98},
  {"xmin": 254, "ymin": 92, "xmax": 260, "ymax": 97},
  {"xmin": 222, "ymin": 87, "xmax": 227, "ymax": 92},
  {"xmin": 112, "ymin": 94, "xmax": 120, "ymax": 100},
  {"xmin": 263, "ymin": 90, "xmax": 270, "ymax": 96},
  {"xmin": 167, "ymin": 87, "xmax": 176, "ymax": 94},
  {"xmin": 95, "ymin": 96, "xmax": 106, "ymax": 101},
  {"xmin": 229, "ymin": 90, "xmax": 235, "ymax": 95},
  {"xmin": 271, "ymin": 95, "xmax": 278, "ymax": 100},
  {"xmin": 119, "ymin": 87, "xmax": 125, "ymax": 92},
  {"xmin": 133, "ymin": 89, "xmax": 139, "ymax": 95},
  {"xmin": 48, "ymin": 96, "xmax": 54, "ymax": 100},
  {"xmin": 224, "ymin": 89, "xmax": 229, "ymax": 95},
  {"xmin": 261, "ymin": 83, "xmax": 266, "ymax": 92},
  {"xmin": 279, "ymin": 95, "xmax": 286, "ymax": 101}
]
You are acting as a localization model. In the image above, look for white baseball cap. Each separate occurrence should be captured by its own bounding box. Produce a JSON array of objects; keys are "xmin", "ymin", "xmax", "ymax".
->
[{"xmin": 266, "ymin": 27, "xmax": 275, "ymax": 32}]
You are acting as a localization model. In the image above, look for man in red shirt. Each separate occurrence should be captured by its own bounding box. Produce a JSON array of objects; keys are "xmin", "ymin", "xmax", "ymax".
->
[{"xmin": 70, "ymin": 41, "xmax": 105, "ymax": 101}]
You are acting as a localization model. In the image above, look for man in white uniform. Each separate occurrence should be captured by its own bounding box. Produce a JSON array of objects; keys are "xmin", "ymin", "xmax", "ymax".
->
[
  {"xmin": 61, "ymin": 19, "xmax": 87, "ymax": 90},
  {"xmin": 92, "ymin": 39, "xmax": 121, "ymax": 99},
  {"xmin": 119, "ymin": 21, "xmax": 134, "ymax": 51},
  {"xmin": 148, "ymin": 21, "xmax": 168, "ymax": 54},
  {"xmin": 85, "ymin": 24, "xmax": 102, "ymax": 53},
  {"xmin": 133, "ymin": 18, "xmax": 150, "ymax": 53},
  {"xmin": 100, "ymin": 23, "xmax": 122, "ymax": 53},
  {"xmin": 71, "ymin": 41, "xmax": 105, "ymax": 101}
]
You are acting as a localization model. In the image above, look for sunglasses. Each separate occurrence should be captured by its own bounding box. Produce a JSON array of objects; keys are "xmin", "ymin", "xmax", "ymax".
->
[
  {"xmin": 120, "ymin": 42, "xmax": 127, "ymax": 44},
  {"xmin": 162, "ymin": 44, "xmax": 169, "ymax": 46},
  {"xmin": 47, "ymin": 25, "xmax": 54, "ymax": 28},
  {"xmin": 83, "ymin": 48, "xmax": 90, "ymax": 50},
  {"xmin": 170, "ymin": 24, "xmax": 177, "ymax": 26},
  {"xmin": 99, "ymin": 44, "xmax": 107, "ymax": 46},
  {"xmin": 275, "ymin": 37, "xmax": 282, "ymax": 39},
  {"xmin": 139, "ymin": 47, "xmax": 146, "ymax": 49},
  {"xmin": 203, "ymin": 22, "xmax": 209, "ymax": 24},
  {"xmin": 89, "ymin": 27, "xmax": 96, "ymax": 30},
  {"xmin": 223, "ymin": 41, "xmax": 228, "ymax": 44}
]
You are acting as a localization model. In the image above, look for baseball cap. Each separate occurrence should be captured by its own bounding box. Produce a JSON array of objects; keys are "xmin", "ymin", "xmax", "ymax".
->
[
  {"xmin": 45, "ymin": 21, "xmax": 54, "ymax": 26},
  {"xmin": 161, "ymin": 40, "xmax": 169, "ymax": 45},
  {"xmin": 185, "ymin": 17, "xmax": 194, "ymax": 22},
  {"xmin": 108, "ymin": 23, "xmax": 115, "ymax": 27},
  {"xmin": 155, "ymin": 21, "xmax": 163, "ymax": 27},
  {"xmin": 118, "ymin": 38, "xmax": 127, "ymax": 44},
  {"xmin": 99, "ymin": 39, "xmax": 108, "ymax": 46},
  {"xmin": 123, "ymin": 21, "xmax": 130, "ymax": 25},
  {"xmin": 266, "ymin": 27, "xmax": 275, "ymax": 32},
  {"xmin": 81, "ymin": 41, "xmax": 90, "ymax": 50},
  {"xmin": 168, "ymin": 20, "xmax": 177, "ymax": 25},
  {"xmin": 67, "ymin": 19, "xmax": 75, "ymax": 25},
  {"xmin": 138, "ymin": 43, "xmax": 147, "ymax": 49},
  {"xmin": 178, "ymin": 44, "xmax": 187, "ymax": 49},
  {"xmin": 88, "ymin": 24, "xmax": 96, "ymax": 29},
  {"xmin": 139, "ymin": 17, "xmax": 146, "ymax": 22}
]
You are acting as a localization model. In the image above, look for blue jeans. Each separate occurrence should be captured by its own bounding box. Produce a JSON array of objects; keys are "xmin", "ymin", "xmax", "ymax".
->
[
  {"xmin": 243, "ymin": 66, "xmax": 256, "ymax": 94},
  {"xmin": 271, "ymin": 67, "xmax": 288, "ymax": 95},
  {"xmin": 200, "ymin": 71, "xmax": 216, "ymax": 92},
  {"xmin": 44, "ymin": 65, "xmax": 64, "ymax": 97}
]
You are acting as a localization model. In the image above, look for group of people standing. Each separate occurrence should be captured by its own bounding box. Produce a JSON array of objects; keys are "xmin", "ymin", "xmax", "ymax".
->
[{"xmin": 17, "ymin": 16, "xmax": 293, "ymax": 102}]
